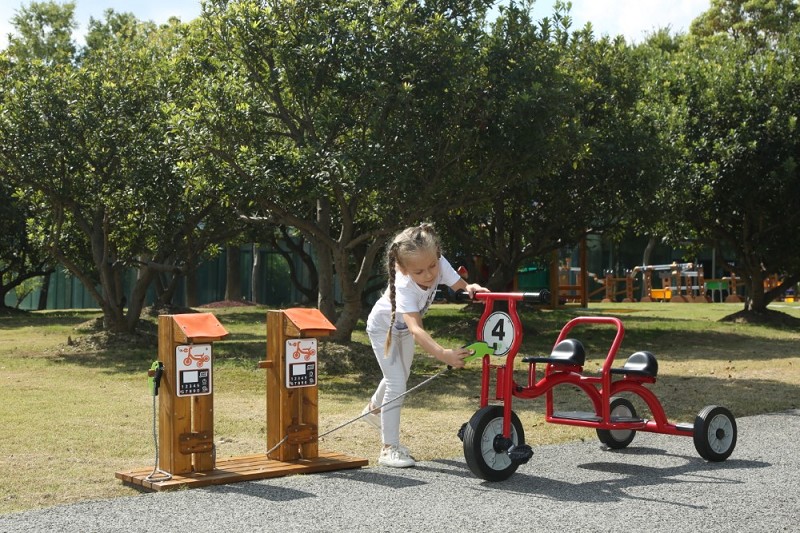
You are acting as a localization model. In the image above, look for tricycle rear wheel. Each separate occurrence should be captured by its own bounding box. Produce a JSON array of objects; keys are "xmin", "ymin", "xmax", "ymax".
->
[
  {"xmin": 463, "ymin": 405, "xmax": 525, "ymax": 481},
  {"xmin": 693, "ymin": 405, "xmax": 737, "ymax": 461},
  {"xmin": 596, "ymin": 396, "xmax": 637, "ymax": 449}
]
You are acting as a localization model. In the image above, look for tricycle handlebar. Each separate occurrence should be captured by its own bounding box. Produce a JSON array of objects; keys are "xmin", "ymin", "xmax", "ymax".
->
[{"xmin": 472, "ymin": 290, "xmax": 550, "ymax": 304}]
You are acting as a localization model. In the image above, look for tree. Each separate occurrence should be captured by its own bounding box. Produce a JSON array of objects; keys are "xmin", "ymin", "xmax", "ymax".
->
[
  {"xmin": 644, "ymin": 1, "xmax": 800, "ymax": 313},
  {"xmin": 690, "ymin": 0, "xmax": 800, "ymax": 47},
  {"xmin": 0, "ymin": 172, "xmax": 54, "ymax": 309},
  {"xmin": 0, "ymin": 8, "xmax": 242, "ymax": 332},
  {"xmin": 6, "ymin": 1, "xmax": 77, "ymax": 65},
  {"xmin": 179, "ymin": 0, "xmax": 490, "ymax": 340},
  {"xmin": 440, "ymin": 1, "xmax": 663, "ymax": 289}
]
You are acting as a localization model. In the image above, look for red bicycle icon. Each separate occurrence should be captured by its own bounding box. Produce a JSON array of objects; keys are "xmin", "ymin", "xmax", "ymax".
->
[
  {"xmin": 289, "ymin": 341, "xmax": 316, "ymax": 361},
  {"xmin": 183, "ymin": 346, "xmax": 211, "ymax": 368}
]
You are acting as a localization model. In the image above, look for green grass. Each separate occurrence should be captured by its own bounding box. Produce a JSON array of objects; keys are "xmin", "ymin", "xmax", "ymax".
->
[{"xmin": 1, "ymin": 301, "xmax": 799, "ymax": 514}]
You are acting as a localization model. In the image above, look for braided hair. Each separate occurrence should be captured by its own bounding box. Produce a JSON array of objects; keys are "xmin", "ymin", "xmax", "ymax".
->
[{"xmin": 383, "ymin": 223, "xmax": 442, "ymax": 356}]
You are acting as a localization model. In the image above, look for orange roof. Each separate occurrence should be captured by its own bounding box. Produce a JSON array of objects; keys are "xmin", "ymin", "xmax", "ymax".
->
[
  {"xmin": 172, "ymin": 313, "xmax": 229, "ymax": 339},
  {"xmin": 283, "ymin": 308, "xmax": 336, "ymax": 332}
]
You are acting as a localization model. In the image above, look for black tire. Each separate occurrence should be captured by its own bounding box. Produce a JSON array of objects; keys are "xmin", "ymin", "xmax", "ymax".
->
[
  {"xmin": 596, "ymin": 396, "xmax": 637, "ymax": 449},
  {"xmin": 693, "ymin": 405, "xmax": 737, "ymax": 461},
  {"xmin": 463, "ymin": 405, "xmax": 525, "ymax": 482}
]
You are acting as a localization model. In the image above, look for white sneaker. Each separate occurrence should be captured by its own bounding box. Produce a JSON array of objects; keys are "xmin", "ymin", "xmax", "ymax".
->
[
  {"xmin": 378, "ymin": 445, "xmax": 416, "ymax": 468},
  {"xmin": 361, "ymin": 403, "xmax": 381, "ymax": 430}
]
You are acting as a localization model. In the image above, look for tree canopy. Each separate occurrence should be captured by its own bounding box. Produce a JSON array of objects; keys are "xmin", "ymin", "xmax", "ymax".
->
[
  {"xmin": 2, "ymin": 0, "xmax": 800, "ymax": 335},
  {"xmin": 643, "ymin": 0, "xmax": 800, "ymax": 312}
]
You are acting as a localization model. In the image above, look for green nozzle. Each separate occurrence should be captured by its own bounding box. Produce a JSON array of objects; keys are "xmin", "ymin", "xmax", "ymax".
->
[{"xmin": 462, "ymin": 341, "xmax": 497, "ymax": 363}]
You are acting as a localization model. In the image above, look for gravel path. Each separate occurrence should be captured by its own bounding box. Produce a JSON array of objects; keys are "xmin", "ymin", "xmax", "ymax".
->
[{"xmin": 2, "ymin": 410, "xmax": 798, "ymax": 532}]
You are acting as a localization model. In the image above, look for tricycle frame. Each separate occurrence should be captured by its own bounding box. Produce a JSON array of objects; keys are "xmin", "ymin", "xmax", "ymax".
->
[{"xmin": 461, "ymin": 292, "xmax": 736, "ymax": 481}]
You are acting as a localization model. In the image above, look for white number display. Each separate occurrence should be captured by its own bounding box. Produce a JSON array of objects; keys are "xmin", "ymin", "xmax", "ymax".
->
[{"xmin": 481, "ymin": 311, "xmax": 514, "ymax": 356}]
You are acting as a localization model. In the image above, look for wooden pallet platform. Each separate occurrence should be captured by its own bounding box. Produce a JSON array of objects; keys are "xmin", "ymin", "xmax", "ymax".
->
[{"xmin": 116, "ymin": 451, "xmax": 368, "ymax": 492}]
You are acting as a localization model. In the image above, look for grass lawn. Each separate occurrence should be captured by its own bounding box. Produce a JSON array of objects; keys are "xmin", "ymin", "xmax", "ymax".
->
[{"xmin": 1, "ymin": 301, "xmax": 799, "ymax": 514}]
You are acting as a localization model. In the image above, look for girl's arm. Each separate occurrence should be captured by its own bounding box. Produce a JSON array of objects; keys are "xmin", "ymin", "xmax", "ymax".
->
[
  {"xmin": 450, "ymin": 278, "xmax": 489, "ymax": 297},
  {"xmin": 403, "ymin": 312, "xmax": 470, "ymax": 368}
]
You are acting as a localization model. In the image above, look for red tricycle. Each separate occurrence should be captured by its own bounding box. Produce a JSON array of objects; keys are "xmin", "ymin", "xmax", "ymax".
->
[{"xmin": 457, "ymin": 292, "xmax": 737, "ymax": 481}]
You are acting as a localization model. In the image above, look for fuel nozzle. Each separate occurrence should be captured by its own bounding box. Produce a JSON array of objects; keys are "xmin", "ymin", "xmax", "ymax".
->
[{"xmin": 148, "ymin": 361, "xmax": 164, "ymax": 396}]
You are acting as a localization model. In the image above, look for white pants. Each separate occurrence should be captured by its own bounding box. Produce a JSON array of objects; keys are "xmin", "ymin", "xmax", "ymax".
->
[{"xmin": 367, "ymin": 328, "xmax": 414, "ymax": 447}]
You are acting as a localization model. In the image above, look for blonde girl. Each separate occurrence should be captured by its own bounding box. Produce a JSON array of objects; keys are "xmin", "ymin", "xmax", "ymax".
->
[{"xmin": 363, "ymin": 224, "xmax": 488, "ymax": 468}]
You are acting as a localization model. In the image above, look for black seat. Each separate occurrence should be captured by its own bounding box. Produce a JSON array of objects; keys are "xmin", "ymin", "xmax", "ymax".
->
[
  {"xmin": 522, "ymin": 338, "xmax": 586, "ymax": 367},
  {"xmin": 610, "ymin": 351, "xmax": 658, "ymax": 378}
]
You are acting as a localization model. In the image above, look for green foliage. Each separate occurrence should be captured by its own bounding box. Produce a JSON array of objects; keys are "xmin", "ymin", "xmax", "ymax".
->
[
  {"xmin": 174, "ymin": 0, "xmax": 491, "ymax": 336},
  {"xmin": 690, "ymin": 0, "xmax": 800, "ymax": 47},
  {"xmin": 0, "ymin": 7, "xmax": 244, "ymax": 330},
  {"xmin": 643, "ymin": 0, "xmax": 800, "ymax": 310},
  {"xmin": 3, "ymin": 0, "xmax": 800, "ymax": 329},
  {"xmin": 6, "ymin": 1, "xmax": 77, "ymax": 65},
  {"xmin": 440, "ymin": 1, "xmax": 664, "ymax": 288}
]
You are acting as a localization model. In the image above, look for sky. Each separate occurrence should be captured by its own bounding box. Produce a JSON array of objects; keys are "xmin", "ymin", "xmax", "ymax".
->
[{"xmin": 0, "ymin": 0, "xmax": 711, "ymax": 49}]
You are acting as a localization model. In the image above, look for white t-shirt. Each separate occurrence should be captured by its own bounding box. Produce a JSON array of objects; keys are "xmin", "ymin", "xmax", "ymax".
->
[{"xmin": 367, "ymin": 255, "xmax": 461, "ymax": 334}]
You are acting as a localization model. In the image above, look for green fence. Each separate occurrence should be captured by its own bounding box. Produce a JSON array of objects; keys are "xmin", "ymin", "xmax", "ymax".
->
[{"xmin": 6, "ymin": 245, "xmax": 310, "ymax": 310}]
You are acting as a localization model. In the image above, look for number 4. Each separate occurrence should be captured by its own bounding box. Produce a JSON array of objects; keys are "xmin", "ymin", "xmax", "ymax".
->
[{"xmin": 491, "ymin": 318, "xmax": 505, "ymax": 340}]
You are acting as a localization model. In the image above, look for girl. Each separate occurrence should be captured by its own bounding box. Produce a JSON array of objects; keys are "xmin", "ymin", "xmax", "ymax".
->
[{"xmin": 363, "ymin": 224, "xmax": 488, "ymax": 468}]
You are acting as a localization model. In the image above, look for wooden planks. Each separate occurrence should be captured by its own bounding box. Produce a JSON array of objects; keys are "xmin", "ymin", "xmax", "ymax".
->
[{"xmin": 115, "ymin": 451, "xmax": 368, "ymax": 492}]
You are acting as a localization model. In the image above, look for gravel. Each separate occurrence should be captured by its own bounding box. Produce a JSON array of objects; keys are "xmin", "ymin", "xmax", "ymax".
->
[{"xmin": 2, "ymin": 409, "xmax": 798, "ymax": 532}]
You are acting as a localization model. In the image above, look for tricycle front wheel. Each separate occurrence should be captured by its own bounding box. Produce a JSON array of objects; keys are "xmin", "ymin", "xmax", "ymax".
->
[{"xmin": 463, "ymin": 405, "xmax": 525, "ymax": 482}]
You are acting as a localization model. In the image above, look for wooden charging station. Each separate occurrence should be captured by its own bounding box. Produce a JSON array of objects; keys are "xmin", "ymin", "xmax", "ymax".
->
[{"xmin": 116, "ymin": 308, "xmax": 367, "ymax": 492}]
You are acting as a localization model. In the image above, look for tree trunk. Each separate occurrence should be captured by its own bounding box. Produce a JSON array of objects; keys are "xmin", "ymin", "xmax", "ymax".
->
[
  {"xmin": 316, "ymin": 245, "xmax": 337, "ymax": 322},
  {"xmin": 487, "ymin": 262, "xmax": 517, "ymax": 292},
  {"xmin": 315, "ymin": 199, "xmax": 337, "ymax": 322},
  {"xmin": 334, "ymin": 296, "xmax": 361, "ymax": 342},
  {"xmin": 225, "ymin": 244, "xmax": 242, "ymax": 301},
  {"xmin": 641, "ymin": 237, "xmax": 657, "ymax": 299},
  {"xmin": 330, "ymin": 249, "xmax": 361, "ymax": 342},
  {"xmin": 125, "ymin": 267, "xmax": 155, "ymax": 333},
  {"xmin": 743, "ymin": 267, "xmax": 767, "ymax": 313},
  {"xmin": 185, "ymin": 258, "xmax": 199, "ymax": 307},
  {"xmin": 250, "ymin": 243, "xmax": 260, "ymax": 304},
  {"xmin": 37, "ymin": 273, "xmax": 51, "ymax": 310},
  {"xmin": 158, "ymin": 271, "xmax": 183, "ymax": 307}
]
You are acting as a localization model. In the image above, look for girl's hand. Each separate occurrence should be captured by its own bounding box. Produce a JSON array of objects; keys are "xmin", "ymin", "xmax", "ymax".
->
[
  {"xmin": 440, "ymin": 347, "xmax": 472, "ymax": 369},
  {"xmin": 465, "ymin": 283, "xmax": 489, "ymax": 298}
]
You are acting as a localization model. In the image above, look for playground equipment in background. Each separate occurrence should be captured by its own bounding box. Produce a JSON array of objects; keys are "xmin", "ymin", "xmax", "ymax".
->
[
  {"xmin": 458, "ymin": 292, "xmax": 737, "ymax": 482},
  {"xmin": 589, "ymin": 270, "xmax": 638, "ymax": 303},
  {"xmin": 587, "ymin": 263, "xmax": 705, "ymax": 303},
  {"xmin": 764, "ymin": 274, "xmax": 798, "ymax": 302},
  {"xmin": 519, "ymin": 255, "xmax": 791, "ymax": 305},
  {"xmin": 703, "ymin": 276, "xmax": 746, "ymax": 303},
  {"xmin": 638, "ymin": 262, "xmax": 709, "ymax": 303},
  {"xmin": 550, "ymin": 239, "xmax": 589, "ymax": 307}
]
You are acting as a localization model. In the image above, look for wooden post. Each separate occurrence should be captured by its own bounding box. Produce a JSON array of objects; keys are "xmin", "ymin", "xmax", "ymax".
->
[
  {"xmin": 726, "ymin": 276, "xmax": 742, "ymax": 302},
  {"xmin": 623, "ymin": 272, "xmax": 635, "ymax": 303},
  {"xmin": 602, "ymin": 272, "xmax": 614, "ymax": 303},
  {"xmin": 265, "ymin": 308, "xmax": 335, "ymax": 462},
  {"xmin": 641, "ymin": 268, "xmax": 654, "ymax": 302},
  {"xmin": 158, "ymin": 316, "xmax": 191, "ymax": 475},
  {"xmin": 266, "ymin": 310, "xmax": 294, "ymax": 461},
  {"xmin": 157, "ymin": 313, "xmax": 228, "ymax": 475}
]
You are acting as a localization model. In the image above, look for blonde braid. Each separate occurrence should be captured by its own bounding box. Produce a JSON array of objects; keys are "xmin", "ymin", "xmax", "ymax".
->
[{"xmin": 384, "ymin": 243, "xmax": 398, "ymax": 357}]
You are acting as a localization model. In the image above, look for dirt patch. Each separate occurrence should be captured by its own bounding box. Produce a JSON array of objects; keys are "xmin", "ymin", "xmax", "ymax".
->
[
  {"xmin": 318, "ymin": 340, "xmax": 380, "ymax": 377},
  {"xmin": 0, "ymin": 306, "xmax": 29, "ymax": 316},
  {"xmin": 199, "ymin": 300, "xmax": 258, "ymax": 308},
  {"xmin": 65, "ymin": 316, "xmax": 158, "ymax": 351},
  {"xmin": 720, "ymin": 308, "xmax": 800, "ymax": 328}
]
